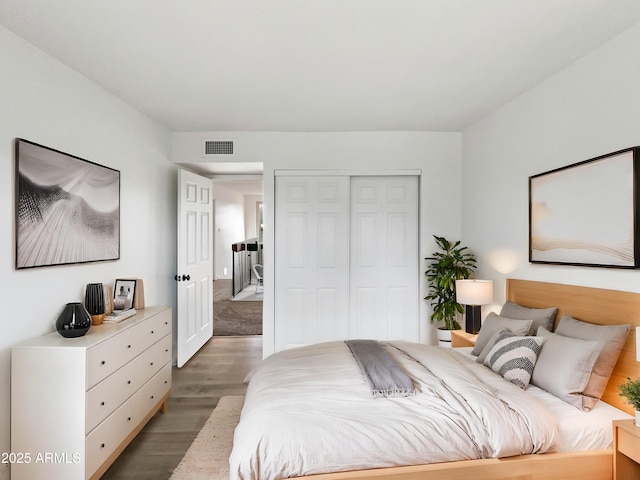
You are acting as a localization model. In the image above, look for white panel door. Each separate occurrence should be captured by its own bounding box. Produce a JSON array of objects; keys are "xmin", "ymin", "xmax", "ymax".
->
[
  {"xmin": 177, "ymin": 169, "xmax": 213, "ymax": 367},
  {"xmin": 350, "ymin": 176, "xmax": 419, "ymax": 341},
  {"xmin": 275, "ymin": 176, "xmax": 350, "ymax": 351}
]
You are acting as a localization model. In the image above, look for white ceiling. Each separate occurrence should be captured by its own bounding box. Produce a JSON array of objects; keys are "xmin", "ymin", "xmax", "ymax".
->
[
  {"xmin": 2, "ymin": 1, "xmax": 640, "ymax": 185},
  {"xmin": 2, "ymin": 1, "xmax": 640, "ymax": 133}
]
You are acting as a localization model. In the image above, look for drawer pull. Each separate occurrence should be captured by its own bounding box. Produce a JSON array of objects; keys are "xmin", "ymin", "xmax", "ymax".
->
[
  {"xmin": 101, "ymin": 401, "xmax": 105, "ymax": 406},
  {"xmin": 151, "ymin": 395, "xmax": 154, "ymax": 399},
  {"xmin": 151, "ymin": 330, "xmax": 155, "ymax": 334},
  {"xmin": 127, "ymin": 417, "xmax": 131, "ymax": 421},
  {"xmin": 128, "ymin": 345, "xmax": 131, "ymax": 349},
  {"xmin": 101, "ymin": 360, "xmax": 106, "ymax": 365},
  {"xmin": 150, "ymin": 362, "xmax": 154, "ymax": 366},
  {"xmin": 127, "ymin": 380, "xmax": 131, "ymax": 384},
  {"xmin": 101, "ymin": 443, "xmax": 105, "ymax": 448}
]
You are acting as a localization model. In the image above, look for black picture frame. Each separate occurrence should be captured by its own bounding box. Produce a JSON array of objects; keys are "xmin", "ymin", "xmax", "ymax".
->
[
  {"xmin": 529, "ymin": 147, "xmax": 640, "ymax": 268},
  {"xmin": 15, "ymin": 139, "xmax": 120, "ymax": 269}
]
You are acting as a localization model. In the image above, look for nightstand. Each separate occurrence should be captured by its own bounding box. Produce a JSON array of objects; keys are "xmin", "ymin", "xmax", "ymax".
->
[
  {"xmin": 451, "ymin": 330, "xmax": 478, "ymax": 348},
  {"xmin": 613, "ymin": 419, "xmax": 640, "ymax": 479}
]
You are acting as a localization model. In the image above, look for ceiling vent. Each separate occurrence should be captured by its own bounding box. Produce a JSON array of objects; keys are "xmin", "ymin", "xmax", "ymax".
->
[{"xmin": 204, "ymin": 140, "xmax": 234, "ymax": 156}]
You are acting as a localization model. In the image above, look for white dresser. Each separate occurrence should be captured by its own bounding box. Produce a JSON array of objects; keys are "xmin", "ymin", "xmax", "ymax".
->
[{"xmin": 11, "ymin": 306, "xmax": 172, "ymax": 480}]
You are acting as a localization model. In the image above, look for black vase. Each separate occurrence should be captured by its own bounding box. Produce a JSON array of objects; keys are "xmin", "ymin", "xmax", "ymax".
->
[
  {"xmin": 85, "ymin": 283, "xmax": 105, "ymax": 325},
  {"xmin": 56, "ymin": 302, "xmax": 92, "ymax": 338}
]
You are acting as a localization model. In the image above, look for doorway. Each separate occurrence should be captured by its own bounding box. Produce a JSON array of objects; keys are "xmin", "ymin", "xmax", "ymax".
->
[{"xmin": 210, "ymin": 178, "xmax": 263, "ymax": 336}]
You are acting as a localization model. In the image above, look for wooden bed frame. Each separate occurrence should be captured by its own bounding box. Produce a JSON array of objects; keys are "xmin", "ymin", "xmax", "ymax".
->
[{"xmin": 301, "ymin": 279, "xmax": 640, "ymax": 480}]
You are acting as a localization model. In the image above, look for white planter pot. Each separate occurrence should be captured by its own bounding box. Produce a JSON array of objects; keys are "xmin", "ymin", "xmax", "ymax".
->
[
  {"xmin": 636, "ymin": 410, "xmax": 640, "ymax": 427},
  {"xmin": 437, "ymin": 329, "xmax": 452, "ymax": 348}
]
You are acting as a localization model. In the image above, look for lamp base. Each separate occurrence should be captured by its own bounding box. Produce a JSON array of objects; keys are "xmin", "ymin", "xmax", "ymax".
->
[{"xmin": 465, "ymin": 305, "xmax": 482, "ymax": 334}]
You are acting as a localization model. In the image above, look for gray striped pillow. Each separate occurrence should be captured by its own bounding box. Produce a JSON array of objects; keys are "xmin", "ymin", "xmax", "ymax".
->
[{"xmin": 483, "ymin": 329, "xmax": 543, "ymax": 389}]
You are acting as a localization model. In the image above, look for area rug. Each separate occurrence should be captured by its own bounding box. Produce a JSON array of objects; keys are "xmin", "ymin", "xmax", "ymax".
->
[
  {"xmin": 170, "ymin": 395, "xmax": 245, "ymax": 480},
  {"xmin": 213, "ymin": 280, "xmax": 262, "ymax": 335}
]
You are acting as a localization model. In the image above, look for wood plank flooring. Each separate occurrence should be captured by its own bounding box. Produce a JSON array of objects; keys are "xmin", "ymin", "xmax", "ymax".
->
[{"xmin": 101, "ymin": 335, "xmax": 263, "ymax": 479}]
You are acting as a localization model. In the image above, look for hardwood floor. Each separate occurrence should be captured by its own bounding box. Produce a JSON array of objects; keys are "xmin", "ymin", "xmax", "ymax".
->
[{"xmin": 101, "ymin": 335, "xmax": 263, "ymax": 479}]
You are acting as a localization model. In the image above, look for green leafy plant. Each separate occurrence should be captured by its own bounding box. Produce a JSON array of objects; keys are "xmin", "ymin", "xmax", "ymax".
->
[
  {"xmin": 424, "ymin": 235, "xmax": 477, "ymax": 330},
  {"xmin": 619, "ymin": 378, "xmax": 640, "ymax": 411}
]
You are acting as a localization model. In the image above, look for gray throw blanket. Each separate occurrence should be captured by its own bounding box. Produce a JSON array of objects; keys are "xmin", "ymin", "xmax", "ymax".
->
[{"xmin": 345, "ymin": 340, "xmax": 415, "ymax": 398}]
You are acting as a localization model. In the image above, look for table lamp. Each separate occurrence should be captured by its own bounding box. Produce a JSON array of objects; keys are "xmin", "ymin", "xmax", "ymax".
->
[{"xmin": 455, "ymin": 279, "xmax": 493, "ymax": 334}]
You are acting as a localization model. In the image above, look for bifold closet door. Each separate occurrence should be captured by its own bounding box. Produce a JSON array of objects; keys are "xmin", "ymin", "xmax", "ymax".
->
[
  {"xmin": 275, "ymin": 174, "xmax": 419, "ymax": 352},
  {"xmin": 349, "ymin": 176, "xmax": 419, "ymax": 341},
  {"xmin": 275, "ymin": 176, "xmax": 351, "ymax": 351}
]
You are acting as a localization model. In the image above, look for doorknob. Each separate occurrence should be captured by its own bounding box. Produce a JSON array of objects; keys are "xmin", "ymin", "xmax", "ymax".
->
[
  {"xmin": 174, "ymin": 275, "xmax": 181, "ymax": 282},
  {"xmin": 182, "ymin": 274, "xmax": 191, "ymax": 281}
]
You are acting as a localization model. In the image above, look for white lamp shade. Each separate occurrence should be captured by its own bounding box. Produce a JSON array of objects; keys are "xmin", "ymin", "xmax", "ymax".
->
[
  {"xmin": 455, "ymin": 279, "xmax": 493, "ymax": 305},
  {"xmin": 637, "ymin": 326, "xmax": 640, "ymax": 362}
]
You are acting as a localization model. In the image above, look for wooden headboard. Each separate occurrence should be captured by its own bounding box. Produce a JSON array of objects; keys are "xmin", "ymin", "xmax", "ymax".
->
[{"xmin": 506, "ymin": 278, "xmax": 640, "ymax": 415}]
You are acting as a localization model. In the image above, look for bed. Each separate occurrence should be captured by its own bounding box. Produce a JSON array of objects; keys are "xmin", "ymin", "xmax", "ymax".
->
[{"xmin": 230, "ymin": 279, "xmax": 640, "ymax": 480}]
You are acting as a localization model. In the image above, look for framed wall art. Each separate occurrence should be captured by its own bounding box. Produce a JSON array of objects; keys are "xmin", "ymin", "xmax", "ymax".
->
[
  {"xmin": 113, "ymin": 278, "xmax": 137, "ymax": 311},
  {"xmin": 15, "ymin": 139, "xmax": 120, "ymax": 269},
  {"xmin": 529, "ymin": 147, "xmax": 640, "ymax": 268}
]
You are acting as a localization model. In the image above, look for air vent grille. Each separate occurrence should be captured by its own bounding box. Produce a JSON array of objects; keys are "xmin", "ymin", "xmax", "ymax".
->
[{"xmin": 204, "ymin": 140, "xmax": 234, "ymax": 155}]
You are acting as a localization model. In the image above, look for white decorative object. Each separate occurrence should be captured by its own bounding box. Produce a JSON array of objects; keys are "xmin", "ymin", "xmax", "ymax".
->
[
  {"xmin": 11, "ymin": 306, "xmax": 172, "ymax": 480},
  {"xmin": 636, "ymin": 410, "xmax": 640, "ymax": 427},
  {"xmin": 437, "ymin": 328, "xmax": 453, "ymax": 348}
]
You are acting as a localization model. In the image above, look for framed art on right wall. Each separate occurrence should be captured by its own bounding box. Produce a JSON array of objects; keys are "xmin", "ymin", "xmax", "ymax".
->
[{"xmin": 529, "ymin": 147, "xmax": 640, "ymax": 268}]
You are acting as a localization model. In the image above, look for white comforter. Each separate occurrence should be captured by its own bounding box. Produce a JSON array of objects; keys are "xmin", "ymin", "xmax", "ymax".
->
[{"xmin": 229, "ymin": 341, "xmax": 559, "ymax": 479}]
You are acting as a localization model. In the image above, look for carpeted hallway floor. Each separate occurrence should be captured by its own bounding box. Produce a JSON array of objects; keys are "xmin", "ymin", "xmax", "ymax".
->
[{"xmin": 213, "ymin": 279, "xmax": 263, "ymax": 335}]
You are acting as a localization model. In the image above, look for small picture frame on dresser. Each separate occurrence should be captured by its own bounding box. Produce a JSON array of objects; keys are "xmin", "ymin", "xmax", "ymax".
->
[{"xmin": 113, "ymin": 278, "xmax": 136, "ymax": 311}]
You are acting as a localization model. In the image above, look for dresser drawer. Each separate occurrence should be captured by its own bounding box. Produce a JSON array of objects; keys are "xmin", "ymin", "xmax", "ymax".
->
[
  {"xmin": 86, "ymin": 393, "xmax": 139, "ymax": 478},
  {"xmin": 134, "ymin": 308, "xmax": 172, "ymax": 353},
  {"xmin": 138, "ymin": 363, "xmax": 171, "ymax": 416},
  {"xmin": 86, "ymin": 362, "xmax": 141, "ymax": 433},
  {"xmin": 137, "ymin": 334, "xmax": 172, "ymax": 384},
  {"xmin": 86, "ymin": 328, "xmax": 143, "ymax": 388}
]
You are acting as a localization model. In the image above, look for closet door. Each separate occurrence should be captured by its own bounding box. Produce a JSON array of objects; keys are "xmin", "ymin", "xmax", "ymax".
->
[
  {"xmin": 350, "ymin": 176, "xmax": 419, "ymax": 341},
  {"xmin": 275, "ymin": 176, "xmax": 350, "ymax": 351}
]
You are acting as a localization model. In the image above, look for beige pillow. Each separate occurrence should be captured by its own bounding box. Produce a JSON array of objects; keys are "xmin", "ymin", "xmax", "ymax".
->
[
  {"xmin": 471, "ymin": 312, "xmax": 533, "ymax": 357},
  {"xmin": 555, "ymin": 314, "xmax": 630, "ymax": 410},
  {"xmin": 500, "ymin": 301, "xmax": 558, "ymax": 335},
  {"xmin": 531, "ymin": 327, "xmax": 603, "ymax": 410}
]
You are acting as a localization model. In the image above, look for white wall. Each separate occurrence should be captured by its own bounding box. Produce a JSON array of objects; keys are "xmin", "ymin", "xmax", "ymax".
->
[
  {"xmin": 211, "ymin": 183, "xmax": 246, "ymax": 279},
  {"xmin": 0, "ymin": 26, "xmax": 177, "ymax": 478},
  {"xmin": 173, "ymin": 131, "xmax": 463, "ymax": 356},
  {"xmin": 462, "ymin": 23, "xmax": 640, "ymax": 314}
]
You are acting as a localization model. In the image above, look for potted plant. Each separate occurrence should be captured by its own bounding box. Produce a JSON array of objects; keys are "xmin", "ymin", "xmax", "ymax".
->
[
  {"xmin": 424, "ymin": 235, "xmax": 477, "ymax": 346},
  {"xmin": 619, "ymin": 378, "xmax": 640, "ymax": 425}
]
